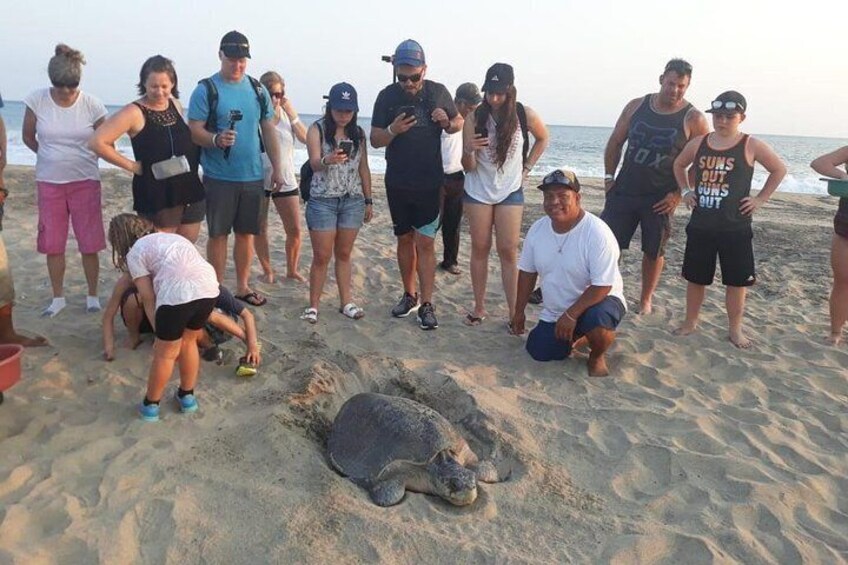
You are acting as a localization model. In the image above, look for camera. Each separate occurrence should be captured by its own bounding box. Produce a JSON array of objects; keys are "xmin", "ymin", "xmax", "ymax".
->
[{"xmin": 224, "ymin": 110, "xmax": 244, "ymax": 160}]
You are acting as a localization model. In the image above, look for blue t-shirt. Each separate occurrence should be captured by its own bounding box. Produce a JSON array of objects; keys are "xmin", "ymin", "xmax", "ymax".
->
[{"xmin": 188, "ymin": 73, "xmax": 274, "ymax": 182}]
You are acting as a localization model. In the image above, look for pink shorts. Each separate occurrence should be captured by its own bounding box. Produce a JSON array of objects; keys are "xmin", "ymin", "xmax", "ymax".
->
[{"xmin": 37, "ymin": 179, "xmax": 107, "ymax": 255}]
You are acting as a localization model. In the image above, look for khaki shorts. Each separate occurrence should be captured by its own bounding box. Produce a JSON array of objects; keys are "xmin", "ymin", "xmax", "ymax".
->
[{"xmin": 0, "ymin": 234, "xmax": 15, "ymax": 308}]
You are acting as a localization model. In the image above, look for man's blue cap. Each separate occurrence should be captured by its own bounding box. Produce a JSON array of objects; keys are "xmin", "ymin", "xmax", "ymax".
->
[
  {"xmin": 393, "ymin": 39, "xmax": 425, "ymax": 67},
  {"xmin": 328, "ymin": 82, "xmax": 358, "ymax": 112}
]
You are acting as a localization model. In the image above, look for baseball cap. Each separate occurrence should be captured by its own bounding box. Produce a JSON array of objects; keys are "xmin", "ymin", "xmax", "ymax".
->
[
  {"xmin": 538, "ymin": 169, "xmax": 581, "ymax": 193},
  {"xmin": 393, "ymin": 39, "xmax": 425, "ymax": 67},
  {"xmin": 328, "ymin": 82, "xmax": 358, "ymax": 112},
  {"xmin": 706, "ymin": 90, "xmax": 747, "ymax": 114},
  {"xmin": 220, "ymin": 31, "xmax": 251, "ymax": 59},
  {"xmin": 482, "ymin": 63, "xmax": 514, "ymax": 93},
  {"xmin": 455, "ymin": 83, "xmax": 482, "ymax": 105}
]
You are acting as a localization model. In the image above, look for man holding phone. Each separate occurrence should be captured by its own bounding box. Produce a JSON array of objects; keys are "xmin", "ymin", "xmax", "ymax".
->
[
  {"xmin": 188, "ymin": 31, "xmax": 283, "ymax": 308},
  {"xmin": 371, "ymin": 39, "xmax": 463, "ymax": 330}
]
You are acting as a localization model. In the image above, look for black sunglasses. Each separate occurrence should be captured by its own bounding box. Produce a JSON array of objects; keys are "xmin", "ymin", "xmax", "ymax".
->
[
  {"xmin": 396, "ymin": 72, "xmax": 422, "ymax": 84},
  {"xmin": 53, "ymin": 81, "xmax": 80, "ymax": 89},
  {"xmin": 270, "ymin": 91, "xmax": 285, "ymax": 99}
]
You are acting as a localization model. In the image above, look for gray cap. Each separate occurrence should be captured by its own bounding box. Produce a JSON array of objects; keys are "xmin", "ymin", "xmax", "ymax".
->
[{"xmin": 455, "ymin": 82, "xmax": 482, "ymax": 105}]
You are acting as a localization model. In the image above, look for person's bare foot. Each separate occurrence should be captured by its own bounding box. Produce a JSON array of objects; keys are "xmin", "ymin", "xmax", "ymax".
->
[
  {"xmin": 826, "ymin": 332, "xmax": 842, "ymax": 346},
  {"xmin": 587, "ymin": 354, "xmax": 609, "ymax": 377},
  {"xmin": 286, "ymin": 271, "xmax": 307, "ymax": 283},
  {"xmin": 674, "ymin": 321, "xmax": 698, "ymax": 336},
  {"xmin": 258, "ymin": 272, "xmax": 276, "ymax": 284},
  {"xmin": 637, "ymin": 300, "xmax": 653, "ymax": 315},
  {"xmin": 2, "ymin": 333, "xmax": 48, "ymax": 347},
  {"xmin": 729, "ymin": 329, "xmax": 753, "ymax": 349},
  {"xmin": 128, "ymin": 334, "xmax": 144, "ymax": 350},
  {"xmin": 572, "ymin": 336, "xmax": 589, "ymax": 351}
]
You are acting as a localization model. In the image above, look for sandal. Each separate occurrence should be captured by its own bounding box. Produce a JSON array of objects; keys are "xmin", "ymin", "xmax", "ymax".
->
[
  {"xmin": 235, "ymin": 291, "xmax": 267, "ymax": 307},
  {"xmin": 463, "ymin": 312, "xmax": 486, "ymax": 327},
  {"xmin": 300, "ymin": 307, "xmax": 318, "ymax": 324},
  {"xmin": 340, "ymin": 303, "xmax": 365, "ymax": 320}
]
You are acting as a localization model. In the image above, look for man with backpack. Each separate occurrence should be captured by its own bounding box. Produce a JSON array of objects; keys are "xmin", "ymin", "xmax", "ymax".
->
[
  {"xmin": 188, "ymin": 30, "xmax": 283, "ymax": 307},
  {"xmin": 370, "ymin": 39, "xmax": 463, "ymax": 330}
]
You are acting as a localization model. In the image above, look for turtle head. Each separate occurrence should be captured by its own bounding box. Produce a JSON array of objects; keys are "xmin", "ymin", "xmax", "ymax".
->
[{"xmin": 427, "ymin": 451, "xmax": 478, "ymax": 506}]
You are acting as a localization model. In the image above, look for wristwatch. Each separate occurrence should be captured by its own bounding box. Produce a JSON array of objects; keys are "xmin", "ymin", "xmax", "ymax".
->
[{"xmin": 364, "ymin": 198, "xmax": 373, "ymax": 205}]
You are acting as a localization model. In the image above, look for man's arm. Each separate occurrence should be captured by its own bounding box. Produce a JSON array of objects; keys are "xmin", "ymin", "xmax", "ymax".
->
[
  {"xmin": 555, "ymin": 285, "xmax": 612, "ymax": 342},
  {"xmin": 811, "ymin": 146, "xmax": 848, "ymax": 179},
  {"xmin": 685, "ymin": 108, "xmax": 710, "ymax": 140},
  {"xmin": 740, "ymin": 137, "xmax": 787, "ymax": 215},
  {"xmin": 509, "ymin": 270, "xmax": 538, "ymax": 336},
  {"xmin": 604, "ymin": 97, "xmax": 641, "ymax": 192},
  {"xmin": 260, "ymin": 118, "xmax": 283, "ymax": 190}
]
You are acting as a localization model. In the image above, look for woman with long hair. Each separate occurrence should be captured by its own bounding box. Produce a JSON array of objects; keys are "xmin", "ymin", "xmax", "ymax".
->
[
  {"xmin": 23, "ymin": 44, "xmax": 109, "ymax": 317},
  {"xmin": 254, "ymin": 71, "xmax": 308, "ymax": 283},
  {"xmin": 90, "ymin": 55, "xmax": 205, "ymax": 242},
  {"xmin": 461, "ymin": 63, "xmax": 549, "ymax": 326},
  {"xmin": 299, "ymin": 83, "xmax": 372, "ymax": 323}
]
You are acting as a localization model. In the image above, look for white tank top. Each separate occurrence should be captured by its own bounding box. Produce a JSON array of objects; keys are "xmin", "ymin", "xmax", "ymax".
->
[{"xmin": 463, "ymin": 114, "xmax": 523, "ymax": 204}]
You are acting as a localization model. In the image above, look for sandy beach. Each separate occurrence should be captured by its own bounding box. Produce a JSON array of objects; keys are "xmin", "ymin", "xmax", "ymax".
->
[{"xmin": 0, "ymin": 165, "xmax": 846, "ymax": 563}]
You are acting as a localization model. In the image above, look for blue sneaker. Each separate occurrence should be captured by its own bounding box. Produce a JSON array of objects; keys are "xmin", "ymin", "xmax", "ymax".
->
[
  {"xmin": 139, "ymin": 402, "xmax": 160, "ymax": 422},
  {"xmin": 175, "ymin": 391, "xmax": 199, "ymax": 413}
]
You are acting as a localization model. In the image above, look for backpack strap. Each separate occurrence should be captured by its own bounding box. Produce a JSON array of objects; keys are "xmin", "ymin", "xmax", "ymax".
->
[
  {"xmin": 247, "ymin": 75, "xmax": 267, "ymax": 154},
  {"xmin": 200, "ymin": 77, "xmax": 219, "ymax": 133},
  {"xmin": 516, "ymin": 102, "xmax": 529, "ymax": 166}
]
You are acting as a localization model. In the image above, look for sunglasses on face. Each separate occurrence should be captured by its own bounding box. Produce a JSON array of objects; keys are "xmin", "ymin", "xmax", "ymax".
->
[
  {"xmin": 396, "ymin": 73, "xmax": 422, "ymax": 84},
  {"xmin": 270, "ymin": 91, "xmax": 285, "ymax": 99},
  {"xmin": 53, "ymin": 82, "xmax": 79, "ymax": 89},
  {"xmin": 711, "ymin": 100, "xmax": 744, "ymax": 112}
]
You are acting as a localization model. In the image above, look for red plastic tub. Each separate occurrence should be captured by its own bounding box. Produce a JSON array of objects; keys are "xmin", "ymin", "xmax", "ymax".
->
[{"xmin": 0, "ymin": 343, "xmax": 24, "ymax": 393}]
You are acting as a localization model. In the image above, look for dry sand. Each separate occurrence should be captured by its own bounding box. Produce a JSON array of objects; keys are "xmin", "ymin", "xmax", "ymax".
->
[{"xmin": 0, "ymin": 165, "xmax": 846, "ymax": 563}]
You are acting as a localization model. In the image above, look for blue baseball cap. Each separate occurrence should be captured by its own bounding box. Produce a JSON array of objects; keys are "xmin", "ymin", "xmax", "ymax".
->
[
  {"xmin": 328, "ymin": 82, "xmax": 358, "ymax": 112},
  {"xmin": 393, "ymin": 39, "xmax": 425, "ymax": 67}
]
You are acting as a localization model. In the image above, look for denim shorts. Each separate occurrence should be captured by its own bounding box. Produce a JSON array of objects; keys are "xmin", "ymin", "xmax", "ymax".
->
[
  {"xmin": 305, "ymin": 194, "xmax": 366, "ymax": 231},
  {"xmin": 463, "ymin": 187, "xmax": 524, "ymax": 206},
  {"xmin": 526, "ymin": 296, "xmax": 626, "ymax": 362}
]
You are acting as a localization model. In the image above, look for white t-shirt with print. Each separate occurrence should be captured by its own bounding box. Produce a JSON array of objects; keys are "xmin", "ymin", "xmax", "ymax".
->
[
  {"xmin": 518, "ymin": 212, "xmax": 626, "ymax": 323},
  {"xmin": 24, "ymin": 88, "xmax": 107, "ymax": 183},
  {"xmin": 126, "ymin": 233, "xmax": 219, "ymax": 311}
]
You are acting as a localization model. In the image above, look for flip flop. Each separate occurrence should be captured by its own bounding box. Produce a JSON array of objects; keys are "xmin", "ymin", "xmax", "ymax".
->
[
  {"xmin": 340, "ymin": 303, "xmax": 365, "ymax": 320},
  {"xmin": 235, "ymin": 291, "xmax": 267, "ymax": 307},
  {"xmin": 463, "ymin": 312, "xmax": 486, "ymax": 327},
  {"xmin": 300, "ymin": 307, "xmax": 318, "ymax": 324}
]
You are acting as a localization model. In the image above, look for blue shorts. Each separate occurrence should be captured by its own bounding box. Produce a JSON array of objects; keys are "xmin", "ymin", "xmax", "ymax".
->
[
  {"xmin": 526, "ymin": 296, "xmax": 625, "ymax": 362},
  {"xmin": 305, "ymin": 194, "xmax": 366, "ymax": 231},
  {"xmin": 463, "ymin": 188, "xmax": 524, "ymax": 206}
]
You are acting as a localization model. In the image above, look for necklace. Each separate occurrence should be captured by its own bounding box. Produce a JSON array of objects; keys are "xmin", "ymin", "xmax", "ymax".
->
[{"xmin": 553, "ymin": 231, "xmax": 570, "ymax": 254}]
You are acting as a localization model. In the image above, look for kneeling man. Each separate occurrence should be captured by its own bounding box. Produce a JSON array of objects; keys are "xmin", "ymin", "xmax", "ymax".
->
[{"xmin": 510, "ymin": 169, "xmax": 627, "ymax": 376}]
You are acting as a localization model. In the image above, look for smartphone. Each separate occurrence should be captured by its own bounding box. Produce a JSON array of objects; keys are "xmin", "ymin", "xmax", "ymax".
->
[
  {"xmin": 339, "ymin": 139, "xmax": 354, "ymax": 157},
  {"xmin": 475, "ymin": 126, "xmax": 489, "ymax": 138},
  {"xmin": 397, "ymin": 105, "xmax": 416, "ymax": 119}
]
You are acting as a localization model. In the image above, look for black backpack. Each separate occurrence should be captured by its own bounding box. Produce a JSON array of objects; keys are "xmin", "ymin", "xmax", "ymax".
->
[
  {"xmin": 200, "ymin": 75, "xmax": 268, "ymax": 153},
  {"xmin": 474, "ymin": 101, "xmax": 529, "ymax": 165}
]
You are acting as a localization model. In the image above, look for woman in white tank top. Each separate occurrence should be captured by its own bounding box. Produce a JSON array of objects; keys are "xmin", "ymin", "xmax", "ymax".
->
[{"xmin": 461, "ymin": 63, "xmax": 548, "ymax": 325}]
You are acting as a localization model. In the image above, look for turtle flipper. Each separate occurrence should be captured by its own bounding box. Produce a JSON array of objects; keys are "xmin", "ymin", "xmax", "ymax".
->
[
  {"xmin": 472, "ymin": 460, "xmax": 501, "ymax": 483},
  {"xmin": 369, "ymin": 479, "xmax": 406, "ymax": 506}
]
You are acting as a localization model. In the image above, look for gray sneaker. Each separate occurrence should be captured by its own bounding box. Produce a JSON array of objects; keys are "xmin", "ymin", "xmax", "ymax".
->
[
  {"xmin": 391, "ymin": 292, "xmax": 420, "ymax": 318},
  {"xmin": 417, "ymin": 302, "xmax": 438, "ymax": 330}
]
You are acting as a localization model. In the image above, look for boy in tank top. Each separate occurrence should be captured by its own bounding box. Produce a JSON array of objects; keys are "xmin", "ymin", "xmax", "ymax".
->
[{"xmin": 672, "ymin": 91, "xmax": 786, "ymax": 348}]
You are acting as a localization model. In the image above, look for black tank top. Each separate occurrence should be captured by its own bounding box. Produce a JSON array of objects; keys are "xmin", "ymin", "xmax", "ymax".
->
[
  {"xmin": 616, "ymin": 95, "xmax": 692, "ymax": 196},
  {"xmin": 688, "ymin": 134, "xmax": 755, "ymax": 231},
  {"xmin": 130, "ymin": 100, "xmax": 204, "ymax": 214}
]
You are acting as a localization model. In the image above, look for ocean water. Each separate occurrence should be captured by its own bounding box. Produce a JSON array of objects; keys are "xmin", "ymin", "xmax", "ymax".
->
[{"xmin": 2, "ymin": 101, "xmax": 845, "ymax": 195}]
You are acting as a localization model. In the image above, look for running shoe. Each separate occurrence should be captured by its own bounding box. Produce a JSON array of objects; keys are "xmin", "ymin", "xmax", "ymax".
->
[
  {"xmin": 175, "ymin": 391, "xmax": 199, "ymax": 413},
  {"xmin": 139, "ymin": 402, "xmax": 160, "ymax": 422},
  {"xmin": 417, "ymin": 302, "xmax": 439, "ymax": 330},
  {"xmin": 391, "ymin": 292, "xmax": 420, "ymax": 318}
]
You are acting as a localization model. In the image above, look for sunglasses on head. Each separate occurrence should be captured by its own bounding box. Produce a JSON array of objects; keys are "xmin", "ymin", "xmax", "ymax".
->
[
  {"xmin": 711, "ymin": 100, "xmax": 744, "ymax": 112},
  {"xmin": 543, "ymin": 170, "xmax": 579, "ymax": 189},
  {"xmin": 396, "ymin": 72, "xmax": 422, "ymax": 84}
]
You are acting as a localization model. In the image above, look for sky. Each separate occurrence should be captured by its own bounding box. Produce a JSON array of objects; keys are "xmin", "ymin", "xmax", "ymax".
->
[{"xmin": 3, "ymin": 0, "xmax": 847, "ymax": 138}]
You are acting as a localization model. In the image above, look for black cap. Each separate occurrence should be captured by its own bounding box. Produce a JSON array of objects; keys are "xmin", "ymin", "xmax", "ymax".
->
[
  {"xmin": 538, "ymin": 169, "xmax": 581, "ymax": 193},
  {"xmin": 482, "ymin": 63, "xmax": 514, "ymax": 93},
  {"xmin": 455, "ymin": 82, "xmax": 482, "ymax": 105},
  {"xmin": 220, "ymin": 31, "xmax": 251, "ymax": 59},
  {"xmin": 706, "ymin": 90, "xmax": 747, "ymax": 114}
]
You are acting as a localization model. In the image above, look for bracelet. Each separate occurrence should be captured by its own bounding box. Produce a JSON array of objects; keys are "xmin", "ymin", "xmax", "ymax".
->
[
  {"xmin": 681, "ymin": 189, "xmax": 693, "ymax": 199},
  {"xmin": 604, "ymin": 174, "xmax": 614, "ymax": 181},
  {"xmin": 565, "ymin": 311, "xmax": 577, "ymax": 322},
  {"xmin": 211, "ymin": 133, "xmax": 219, "ymax": 148},
  {"xmin": 320, "ymin": 155, "xmax": 328, "ymax": 167},
  {"xmin": 290, "ymin": 116, "xmax": 300, "ymax": 126},
  {"xmin": 364, "ymin": 198, "xmax": 373, "ymax": 205},
  {"xmin": 386, "ymin": 124, "xmax": 395, "ymax": 136}
]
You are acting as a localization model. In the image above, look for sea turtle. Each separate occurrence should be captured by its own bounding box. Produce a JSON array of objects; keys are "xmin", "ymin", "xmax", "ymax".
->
[{"xmin": 327, "ymin": 392, "xmax": 501, "ymax": 507}]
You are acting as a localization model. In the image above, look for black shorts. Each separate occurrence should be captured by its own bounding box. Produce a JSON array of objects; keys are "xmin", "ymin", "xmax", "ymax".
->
[
  {"xmin": 140, "ymin": 200, "xmax": 206, "ymax": 229},
  {"xmin": 119, "ymin": 287, "xmax": 153, "ymax": 335},
  {"xmin": 682, "ymin": 225, "xmax": 755, "ymax": 287},
  {"xmin": 154, "ymin": 297, "xmax": 217, "ymax": 341},
  {"xmin": 835, "ymin": 198, "xmax": 848, "ymax": 238},
  {"xmin": 386, "ymin": 187, "xmax": 441, "ymax": 237},
  {"xmin": 264, "ymin": 188, "xmax": 299, "ymax": 200},
  {"xmin": 600, "ymin": 190, "xmax": 671, "ymax": 259}
]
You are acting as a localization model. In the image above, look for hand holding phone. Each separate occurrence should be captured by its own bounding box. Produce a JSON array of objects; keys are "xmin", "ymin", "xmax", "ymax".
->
[
  {"xmin": 475, "ymin": 126, "xmax": 489, "ymax": 139},
  {"xmin": 397, "ymin": 105, "xmax": 416, "ymax": 119},
  {"xmin": 339, "ymin": 139, "xmax": 354, "ymax": 157}
]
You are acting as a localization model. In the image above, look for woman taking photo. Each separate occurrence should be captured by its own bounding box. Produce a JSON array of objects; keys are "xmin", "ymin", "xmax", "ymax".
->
[
  {"xmin": 254, "ymin": 71, "xmax": 308, "ymax": 284},
  {"xmin": 462, "ymin": 63, "xmax": 548, "ymax": 326},
  {"xmin": 299, "ymin": 83, "xmax": 372, "ymax": 323},
  {"xmin": 90, "ymin": 55, "xmax": 205, "ymax": 242},
  {"xmin": 23, "ymin": 44, "xmax": 109, "ymax": 317}
]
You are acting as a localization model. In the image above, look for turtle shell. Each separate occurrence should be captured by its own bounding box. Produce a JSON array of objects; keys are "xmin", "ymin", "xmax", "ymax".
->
[{"xmin": 328, "ymin": 393, "xmax": 463, "ymax": 481}]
